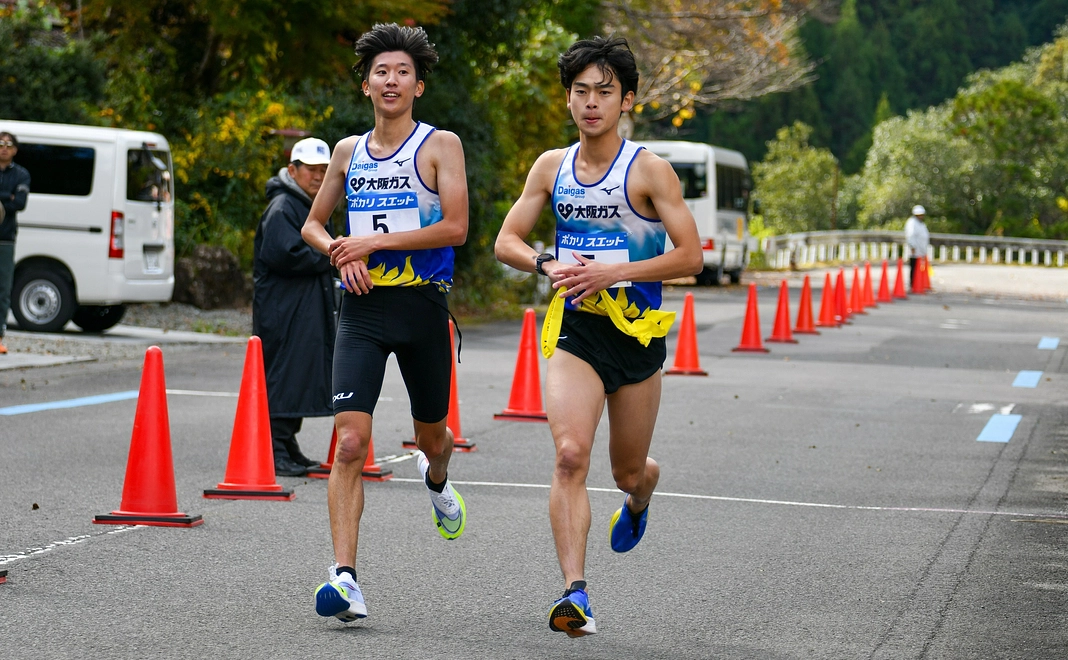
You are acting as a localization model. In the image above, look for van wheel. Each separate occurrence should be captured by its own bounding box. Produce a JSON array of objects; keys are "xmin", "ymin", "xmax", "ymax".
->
[
  {"xmin": 728, "ymin": 269, "xmax": 742, "ymax": 284},
  {"xmin": 695, "ymin": 264, "xmax": 724, "ymax": 286},
  {"xmin": 12, "ymin": 268, "xmax": 77, "ymax": 333},
  {"xmin": 73, "ymin": 305, "xmax": 127, "ymax": 333}
]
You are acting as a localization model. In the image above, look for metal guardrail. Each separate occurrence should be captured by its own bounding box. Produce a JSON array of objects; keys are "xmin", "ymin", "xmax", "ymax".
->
[{"xmin": 762, "ymin": 230, "xmax": 1068, "ymax": 269}]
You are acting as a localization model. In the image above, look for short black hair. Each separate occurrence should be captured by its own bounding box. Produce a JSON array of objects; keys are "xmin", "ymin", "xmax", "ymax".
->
[
  {"xmin": 0, "ymin": 131, "xmax": 18, "ymax": 148},
  {"xmin": 558, "ymin": 36, "xmax": 639, "ymax": 97},
  {"xmin": 353, "ymin": 23, "xmax": 439, "ymax": 82}
]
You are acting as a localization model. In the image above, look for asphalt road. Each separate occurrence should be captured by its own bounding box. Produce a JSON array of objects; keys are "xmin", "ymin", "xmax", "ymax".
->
[{"xmin": 1, "ymin": 279, "xmax": 1067, "ymax": 659}]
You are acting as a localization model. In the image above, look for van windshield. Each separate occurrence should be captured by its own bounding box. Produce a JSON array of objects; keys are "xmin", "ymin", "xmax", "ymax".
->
[
  {"xmin": 127, "ymin": 148, "xmax": 172, "ymax": 203},
  {"xmin": 670, "ymin": 162, "xmax": 708, "ymax": 199}
]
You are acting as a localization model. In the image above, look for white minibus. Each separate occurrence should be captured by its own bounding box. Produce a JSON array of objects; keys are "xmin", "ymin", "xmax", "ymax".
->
[
  {"xmin": 2, "ymin": 120, "xmax": 174, "ymax": 332},
  {"xmin": 633, "ymin": 140, "xmax": 752, "ymax": 285}
]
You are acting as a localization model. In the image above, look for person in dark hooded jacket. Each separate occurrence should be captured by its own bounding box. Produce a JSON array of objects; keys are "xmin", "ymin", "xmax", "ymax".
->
[{"xmin": 253, "ymin": 137, "xmax": 336, "ymax": 476}]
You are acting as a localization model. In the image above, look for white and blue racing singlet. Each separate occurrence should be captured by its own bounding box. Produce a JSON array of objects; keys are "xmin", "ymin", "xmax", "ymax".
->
[
  {"xmin": 552, "ymin": 139, "xmax": 665, "ymax": 319},
  {"xmin": 345, "ymin": 122, "xmax": 453, "ymax": 291}
]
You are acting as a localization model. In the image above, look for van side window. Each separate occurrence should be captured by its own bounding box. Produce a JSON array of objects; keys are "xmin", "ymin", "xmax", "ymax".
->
[
  {"xmin": 670, "ymin": 163, "xmax": 708, "ymax": 199},
  {"xmin": 127, "ymin": 149, "xmax": 173, "ymax": 202},
  {"xmin": 16, "ymin": 144, "xmax": 95, "ymax": 196}
]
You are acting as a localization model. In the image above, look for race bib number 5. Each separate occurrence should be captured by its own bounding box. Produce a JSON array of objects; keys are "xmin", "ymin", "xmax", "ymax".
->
[
  {"xmin": 556, "ymin": 230, "xmax": 631, "ymax": 288},
  {"xmin": 347, "ymin": 191, "xmax": 421, "ymax": 236}
]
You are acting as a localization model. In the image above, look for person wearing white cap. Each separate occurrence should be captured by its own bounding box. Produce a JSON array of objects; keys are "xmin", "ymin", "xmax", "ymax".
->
[
  {"xmin": 252, "ymin": 136, "xmax": 336, "ymax": 477},
  {"xmin": 904, "ymin": 204, "xmax": 929, "ymax": 292}
]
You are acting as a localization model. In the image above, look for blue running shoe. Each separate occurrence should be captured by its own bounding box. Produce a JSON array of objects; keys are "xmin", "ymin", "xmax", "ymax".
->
[
  {"xmin": 416, "ymin": 450, "xmax": 467, "ymax": 540},
  {"xmin": 315, "ymin": 564, "xmax": 367, "ymax": 622},
  {"xmin": 609, "ymin": 496, "xmax": 648, "ymax": 553},
  {"xmin": 548, "ymin": 586, "xmax": 597, "ymax": 637}
]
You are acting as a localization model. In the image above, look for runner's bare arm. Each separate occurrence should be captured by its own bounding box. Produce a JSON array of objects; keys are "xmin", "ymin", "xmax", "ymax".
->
[
  {"xmin": 326, "ymin": 130, "xmax": 468, "ymax": 271},
  {"xmin": 494, "ymin": 149, "xmax": 567, "ymax": 274},
  {"xmin": 302, "ymin": 135, "xmax": 360, "ymax": 255},
  {"xmin": 550, "ymin": 152, "xmax": 702, "ymax": 304}
]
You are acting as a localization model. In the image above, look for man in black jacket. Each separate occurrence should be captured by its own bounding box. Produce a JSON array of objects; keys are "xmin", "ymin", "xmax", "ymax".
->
[
  {"xmin": 253, "ymin": 137, "xmax": 336, "ymax": 476},
  {"xmin": 0, "ymin": 131, "xmax": 31, "ymax": 355}
]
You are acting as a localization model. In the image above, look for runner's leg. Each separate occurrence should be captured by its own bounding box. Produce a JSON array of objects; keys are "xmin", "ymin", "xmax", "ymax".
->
[
  {"xmin": 329, "ymin": 411, "xmax": 372, "ymax": 567},
  {"xmin": 546, "ymin": 350, "xmax": 606, "ymax": 587},
  {"xmin": 606, "ymin": 371, "xmax": 662, "ymax": 513}
]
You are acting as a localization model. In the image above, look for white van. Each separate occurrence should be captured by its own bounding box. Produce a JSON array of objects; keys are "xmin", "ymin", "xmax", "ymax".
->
[
  {"xmin": 633, "ymin": 140, "xmax": 752, "ymax": 285},
  {"xmin": 3, "ymin": 120, "xmax": 174, "ymax": 332}
]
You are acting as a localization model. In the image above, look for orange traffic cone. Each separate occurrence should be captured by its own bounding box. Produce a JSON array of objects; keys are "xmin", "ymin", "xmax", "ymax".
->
[
  {"xmin": 835, "ymin": 269, "xmax": 852, "ymax": 323},
  {"xmin": 850, "ymin": 266, "xmax": 866, "ymax": 315},
  {"xmin": 863, "ymin": 262, "xmax": 877, "ymax": 309},
  {"xmin": 204, "ymin": 336, "xmax": 294, "ymax": 501},
  {"xmin": 95, "ymin": 346, "xmax": 203, "ymax": 527},
  {"xmin": 666, "ymin": 291, "xmax": 708, "ymax": 375},
  {"xmin": 794, "ymin": 275, "xmax": 820, "ymax": 335},
  {"xmin": 306, "ymin": 428, "xmax": 337, "ymax": 479},
  {"xmin": 767, "ymin": 280, "xmax": 798, "ymax": 343},
  {"xmin": 0, "ymin": 569, "xmax": 6, "ymax": 584},
  {"xmin": 360, "ymin": 434, "xmax": 393, "ymax": 481},
  {"xmin": 876, "ymin": 260, "xmax": 892, "ymax": 303},
  {"xmin": 404, "ymin": 320, "xmax": 475, "ymax": 450},
  {"xmin": 733, "ymin": 283, "xmax": 770, "ymax": 353},
  {"xmin": 893, "ymin": 258, "xmax": 908, "ymax": 299},
  {"xmin": 919, "ymin": 256, "xmax": 932, "ymax": 293},
  {"xmin": 815, "ymin": 272, "xmax": 839, "ymax": 328},
  {"xmin": 494, "ymin": 308, "xmax": 548, "ymax": 421}
]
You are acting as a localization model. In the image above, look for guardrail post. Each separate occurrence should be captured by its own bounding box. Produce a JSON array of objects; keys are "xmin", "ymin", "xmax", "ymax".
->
[
  {"xmin": 1059, "ymin": 251, "xmax": 1065, "ymax": 267},
  {"xmin": 1032, "ymin": 249, "xmax": 1039, "ymax": 266},
  {"xmin": 992, "ymin": 247, "xmax": 1000, "ymax": 264},
  {"xmin": 978, "ymin": 247, "xmax": 985, "ymax": 263},
  {"xmin": 951, "ymin": 246, "xmax": 960, "ymax": 262},
  {"xmin": 938, "ymin": 245, "xmax": 947, "ymax": 262},
  {"xmin": 1044, "ymin": 249, "xmax": 1052, "ymax": 266}
]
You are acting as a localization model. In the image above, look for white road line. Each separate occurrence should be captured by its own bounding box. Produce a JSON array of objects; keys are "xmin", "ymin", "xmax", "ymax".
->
[
  {"xmin": 0, "ymin": 526, "xmax": 140, "ymax": 567},
  {"xmin": 388, "ymin": 477, "xmax": 1068, "ymax": 520}
]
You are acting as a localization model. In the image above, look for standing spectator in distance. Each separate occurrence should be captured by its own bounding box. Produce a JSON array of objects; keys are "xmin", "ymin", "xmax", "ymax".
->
[
  {"xmin": 905, "ymin": 204, "xmax": 929, "ymax": 292},
  {"xmin": 0, "ymin": 131, "xmax": 31, "ymax": 355},
  {"xmin": 253, "ymin": 137, "xmax": 337, "ymax": 477}
]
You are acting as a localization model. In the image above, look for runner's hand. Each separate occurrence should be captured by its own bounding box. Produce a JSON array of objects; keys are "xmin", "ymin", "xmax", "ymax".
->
[
  {"xmin": 551, "ymin": 253, "xmax": 619, "ymax": 305},
  {"xmin": 338, "ymin": 259, "xmax": 373, "ymax": 294},
  {"xmin": 329, "ymin": 235, "xmax": 376, "ymax": 268}
]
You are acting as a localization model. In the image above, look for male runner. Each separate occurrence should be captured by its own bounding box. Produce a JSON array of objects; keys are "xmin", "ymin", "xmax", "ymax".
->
[
  {"xmin": 494, "ymin": 36, "xmax": 702, "ymax": 636},
  {"xmin": 301, "ymin": 23, "xmax": 469, "ymax": 622}
]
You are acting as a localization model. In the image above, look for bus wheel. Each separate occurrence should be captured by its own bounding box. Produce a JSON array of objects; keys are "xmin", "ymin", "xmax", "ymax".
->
[
  {"xmin": 73, "ymin": 305, "xmax": 127, "ymax": 333},
  {"xmin": 695, "ymin": 264, "xmax": 723, "ymax": 286},
  {"xmin": 12, "ymin": 267, "xmax": 77, "ymax": 333}
]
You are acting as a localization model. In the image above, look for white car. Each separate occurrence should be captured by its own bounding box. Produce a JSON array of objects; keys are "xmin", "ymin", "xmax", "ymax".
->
[{"xmin": 3, "ymin": 120, "xmax": 175, "ymax": 332}]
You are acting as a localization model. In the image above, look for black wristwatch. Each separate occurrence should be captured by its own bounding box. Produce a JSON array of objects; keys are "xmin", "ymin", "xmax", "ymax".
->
[{"xmin": 535, "ymin": 252, "xmax": 556, "ymax": 276}]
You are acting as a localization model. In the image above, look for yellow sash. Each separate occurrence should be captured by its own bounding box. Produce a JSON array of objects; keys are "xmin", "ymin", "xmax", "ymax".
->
[{"xmin": 541, "ymin": 286, "xmax": 676, "ymax": 358}]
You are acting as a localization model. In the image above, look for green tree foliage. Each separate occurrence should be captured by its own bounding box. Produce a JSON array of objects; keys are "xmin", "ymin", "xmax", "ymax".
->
[
  {"xmin": 0, "ymin": 1, "xmax": 105, "ymax": 124},
  {"xmin": 699, "ymin": 0, "xmax": 1057, "ymax": 172},
  {"xmin": 751, "ymin": 122, "xmax": 840, "ymax": 234},
  {"xmin": 857, "ymin": 27, "xmax": 1068, "ymax": 240}
]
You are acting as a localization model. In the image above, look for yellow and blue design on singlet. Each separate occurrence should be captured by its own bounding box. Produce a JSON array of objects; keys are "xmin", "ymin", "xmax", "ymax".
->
[
  {"xmin": 542, "ymin": 139, "xmax": 675, "ymax": 356},
  {"xmin": 345, "ymin": 122, "xmax": 453, "ymax": 291}
]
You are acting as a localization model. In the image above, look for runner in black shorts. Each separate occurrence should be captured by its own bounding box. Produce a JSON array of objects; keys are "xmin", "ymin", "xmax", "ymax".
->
[
  {"xmin": 332, "ymin": 285, "xmax": 451, "ymax": 421},
  {"xmin": 300, "ymin": 23, "xmax": 470, "ymax": 623},
  {"xmin": 494, "ymin": 37, "xmax": 702, "ymax": 636}
]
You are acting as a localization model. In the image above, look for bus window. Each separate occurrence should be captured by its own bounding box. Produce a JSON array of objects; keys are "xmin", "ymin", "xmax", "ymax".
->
[
  {"xmin": 670, "ymin": 162, "xmax": 708, "ymax": 199},
  {"xmin": 716, "ymin": 165, "xmax": 750, "ymax": 212}
]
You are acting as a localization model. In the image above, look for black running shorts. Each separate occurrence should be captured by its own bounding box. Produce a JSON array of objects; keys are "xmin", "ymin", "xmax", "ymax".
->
[
  {"xmin": 332, "ymin": 285, "xmax": 451, "ymax": 423},
  {"xmin": 555, "ymin": 309, "xmax": 667, "ymax": 394}
]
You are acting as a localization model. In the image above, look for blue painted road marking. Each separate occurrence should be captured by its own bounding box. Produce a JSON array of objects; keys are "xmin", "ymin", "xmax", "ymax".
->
[
  {"xmin": 1038, "ymin": 337, "xmax": 1059, "ymax": 349},
  {"xmin": 977, "ymin": 414, "xmax": 1023, "ymax": 443},
  {"xmin": 1012, "ymin": 371, "xmax": 1043, "ymax": 388},
  {"xmin": 0, "ymin": 391, "xmax": 139, "ymax": 416}
]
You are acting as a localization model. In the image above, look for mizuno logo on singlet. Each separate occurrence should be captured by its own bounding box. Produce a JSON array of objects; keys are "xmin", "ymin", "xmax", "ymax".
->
[
  {"xmin": 348, "ymin": 176, "xmax": 412, "ymax": 192},
  {"xmin": 601, "ymin": 185, "xmax": 619, "ymax": 195},
  {"xmin": 394, "ymin": 158, "xmax": 410, "ymax": 166}
]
